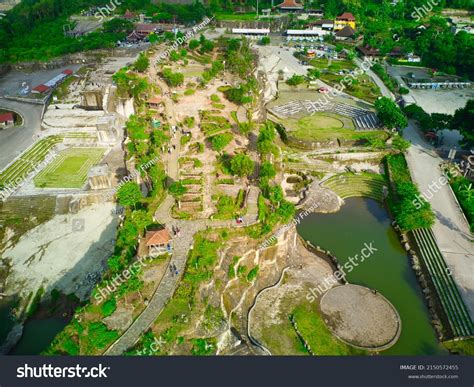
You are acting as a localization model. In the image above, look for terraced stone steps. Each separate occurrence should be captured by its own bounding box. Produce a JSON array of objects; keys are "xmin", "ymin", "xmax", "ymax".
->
[
  {"xmin": 322, "ymin": 174, "xmax": 386, "ymax": 202},
  {"xmin": 412, "ymin": 228, "xmax": 473, "ymax": 337}
]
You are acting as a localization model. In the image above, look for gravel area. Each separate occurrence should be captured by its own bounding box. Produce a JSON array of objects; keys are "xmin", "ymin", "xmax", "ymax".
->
[{"xmin": 320, "ymin": 284, "xmax": 401, "ymax": 350}]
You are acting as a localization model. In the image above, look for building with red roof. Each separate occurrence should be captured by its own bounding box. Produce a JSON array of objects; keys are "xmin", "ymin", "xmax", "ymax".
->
[
  {"xmin": 144, "ymin": 229, "xmax": 172, "ymax": 256},
  {"xmin": 0, "ymin": 112, "xmax": 14, "ymax": 128},
  {"xmin": 277, "ymin": 0, "xmax": 304, "ymax": 12},
  {"xmin": 335, "ymin": 12, "xmax": 356, "ymax": 30},
  {"xmin": 32, "ymin": 84, "xmax": 50, "ymax": 94}
]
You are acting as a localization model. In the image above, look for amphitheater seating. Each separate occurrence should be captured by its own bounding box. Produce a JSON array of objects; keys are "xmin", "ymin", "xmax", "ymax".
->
[
  {"xmin": 270, "ymin": 100, "xmax": 382, "ymax": 131},
  {"xmin": 322, "ymin": 173, "xmax": 386, "ymax": 202}
]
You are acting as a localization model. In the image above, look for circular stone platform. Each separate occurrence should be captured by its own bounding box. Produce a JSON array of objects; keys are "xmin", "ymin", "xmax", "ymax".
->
[{"xmin": 319, "ymin": 284, "xmax": 401, "ymax": 351}]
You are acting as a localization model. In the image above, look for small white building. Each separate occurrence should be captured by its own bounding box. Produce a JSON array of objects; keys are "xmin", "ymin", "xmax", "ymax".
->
[{"xmin": 231, "ymin": 28, "xmax": 270, "ymax": 39}]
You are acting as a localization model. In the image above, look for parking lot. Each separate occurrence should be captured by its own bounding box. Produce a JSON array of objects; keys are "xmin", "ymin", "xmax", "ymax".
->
[{"xmin": 388, "ymin": 65, "xmax": 473, "ymax": 114}]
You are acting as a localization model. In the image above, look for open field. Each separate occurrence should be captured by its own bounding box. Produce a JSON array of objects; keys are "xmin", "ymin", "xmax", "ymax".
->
[
  {"xmin": 281, "ymin": 113, "xmax": 386, "ymax": 142},
  {"xmin": 34, "ymin": 147, "xmax": 105, "ymax": 188}
]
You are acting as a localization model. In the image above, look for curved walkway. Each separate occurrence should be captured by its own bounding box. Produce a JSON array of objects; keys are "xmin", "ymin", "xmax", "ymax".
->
[
  {"xmin": 105, "ymin": 190, "xmax": 259, "ymax": 355},
  {"xmin": 0, "ymin": 98, "xmax": 43, "ymax": 170},
  {"xmin": 106, "ymin": 122, "xmax": 259, "ymax": 354}
]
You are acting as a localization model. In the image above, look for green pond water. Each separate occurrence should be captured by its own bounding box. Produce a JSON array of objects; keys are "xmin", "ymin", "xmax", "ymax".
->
[
  {"xmin": 9, "ymin": 317, "xmax": 68, "ymax": 355},
  {"xmin": 297, "ymin": 197, "xmax": 447, "ymax": 355},
  {"xmin": 0, "ymin": 297, "xmax": 68, "ymax": 355}
]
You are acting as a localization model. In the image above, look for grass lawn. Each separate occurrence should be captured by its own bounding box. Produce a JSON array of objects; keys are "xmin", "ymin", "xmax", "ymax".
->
[
  {"xmin": 292, "ymin": 302, "xmax": 366, "ymax": 355},
  {"xmin": 310, "ymin": 58, "xmax": 356, "ymax": 73},
  {"xmin": 215, "ymin": 12, "xmax": 257, "ymax": 21},
  {"xmin": 309, "ymin": 58, "xmax": 381, "ymax": 103},
  {"xmin": 442, "ymin": 338, "xmax": 474, "ymax": 355},
  {"xmin": 282, "ymin": 112, "xmax": 387, "ymax": 142},
  {"xmin": 34, "ymin": 147, "xmax": 105, "ymax": 188}
]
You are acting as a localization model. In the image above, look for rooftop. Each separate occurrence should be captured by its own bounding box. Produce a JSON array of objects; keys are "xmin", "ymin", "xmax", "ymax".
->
[
  {"xmin": 335, "ymin": 25, "xmax": 356, "ymax": 37},
  {"xmin": 277, "ymin": 0, "xmax": 304, "ymax": 9},
  {"xmin": 32, "ymin": 84, "xmax": 50, "ymax": 93},
  {"xmin": 147, "ymin": 97, "xmax": 162, "ymax": 105},
  {"xmin": 0, "ymin": 112, "xmax": 14, "ymax": 123},
  {"xmin": 337, "ymin": 12, "xmax": 355, "ymax": 21},
  {"xmin": 146, "ymin": 229, "xmax": 172, "ymax": 246}
]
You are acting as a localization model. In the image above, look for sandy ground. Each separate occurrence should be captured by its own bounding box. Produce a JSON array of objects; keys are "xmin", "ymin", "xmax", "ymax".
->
[
  {"xmin": 320, "ymin": 284, "xmax": 400, "ymax": 350},
  {"xmin": 249, "ymin": 230, "xmax": 336, "ymax": 354},
  {"xmin": 4, "ymin": 202, "xmax": 118, "ymax": 300}
]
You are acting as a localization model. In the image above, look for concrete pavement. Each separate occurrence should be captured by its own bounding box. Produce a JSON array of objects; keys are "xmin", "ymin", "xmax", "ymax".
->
[
  {"xmin": 404, "ymin": 121, "xmax": 474, "ymax": 319},
  {"xmin": 0, "ymin": 99, "xmax": 43, "ymax": 171}
]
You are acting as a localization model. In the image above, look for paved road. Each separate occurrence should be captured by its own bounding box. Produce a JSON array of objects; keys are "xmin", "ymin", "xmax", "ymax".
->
[
  {"xmin": 404, "ymin": 121, "xmax": 474, "ymax": 319},
  {"xmin": 0, "ymin": 98, "xmax": 43, "ymax": 171}
]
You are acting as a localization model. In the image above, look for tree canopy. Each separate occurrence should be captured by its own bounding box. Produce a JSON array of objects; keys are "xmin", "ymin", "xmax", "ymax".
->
[
  {"xmin": 230, "ymin": 153, "xmax": 254, "ymax": 177},
  {"xmin": 375, "ymin": 97, "xmax": 408, "ymax": 129},
  {"xmin": 117, "ymin": 182, "xmax": 142, "ymax": 208}
]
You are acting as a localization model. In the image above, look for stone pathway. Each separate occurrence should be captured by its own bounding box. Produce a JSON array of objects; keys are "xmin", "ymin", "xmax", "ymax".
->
[{"xmin": 106, "ymin": 108, "xmax": 259, "ymax": 355}]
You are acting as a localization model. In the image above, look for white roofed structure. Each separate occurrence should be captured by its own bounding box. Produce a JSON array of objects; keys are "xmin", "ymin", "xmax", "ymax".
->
[{"xmin": 231, "ymin": 28, "xmax": 270, "ymax": 35}]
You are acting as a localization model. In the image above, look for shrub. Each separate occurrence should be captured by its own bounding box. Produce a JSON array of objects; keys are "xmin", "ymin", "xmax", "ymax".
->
[
  {"xmin": 286, "ymin": 74, "xmax": 305, "ymax": 86},
  {"xmin": 210, "ymin": 132, "xmax": 233, "ymax": 152},
  {"xmin": 101, "ymin": 298, "xmax": 117, "ymax": 317},
  {"xmin": 246, "ymin": 266, "xmax": 259, "ymax": 282}
]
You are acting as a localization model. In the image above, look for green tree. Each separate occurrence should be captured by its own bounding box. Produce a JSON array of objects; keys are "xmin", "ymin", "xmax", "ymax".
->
[
  {"xmin": 168, "ymin": 181, "xmax": 187, "ymax": 198},
  {"xmin": 117, "ymin": 182, "xmax": 142, "ymax": 208},
  {"xmin": 451, "ymin": 100, "xmax": 474, "ymax": 148},
  {"xmin": 375, "ymin": 97, "xmax": 408, "ymax": 129},
  {"xmin": 189, "ymin": 39, "xmax": 200, "ymax": 50},
  {"xmin": 286, "ymin": 74, "xmax": 305, "ymax": 86},
  {"xmin": 134, "ymin": 53, "xmax": 150, "ymax": 73},
  {"xmin": 169, "ymin": 50, "xmax": 181, "ymax": 62},
  {"xmin": 392, "ymin": 135, "xmax": 411, "ymax": 152},
  {"xmin": 230, "ymin": 153, "xmax": 254, "ymax": 177},
  {"xmin": 103, "ymin": 18, "xmax": 133, "ymax": 34},
  {"xmin": 210, "ymin": 133, "xmax": 233, "ymax": 152},
  {"xmin": 162, "ymin": 69, "xmax": 184, "ymax": 87},
  {"xmin": 259, "ymin": 162, "xmax": 276, "ymax": 180},
  {"xmin": 101, "ymin": 298, "xmax": 117, "ymax": 317},
  {"xmin": 257, "ymin": 122, "xmax": 276, "ymax": 155}
]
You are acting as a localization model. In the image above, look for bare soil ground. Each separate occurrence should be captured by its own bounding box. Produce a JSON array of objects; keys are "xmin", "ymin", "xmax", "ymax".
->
[{"xmin": 320, "ymin": 284, "xmax": 401, "ymax": 350}]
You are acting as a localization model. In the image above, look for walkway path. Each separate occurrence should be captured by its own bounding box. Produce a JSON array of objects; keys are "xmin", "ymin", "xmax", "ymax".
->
[
  {"xmin": 404, "ymin": 121, "xmax": 474, "ymax": 320},
  {"xmin": 106, "ymin": 89, "xmax": 259, "ymax": 354},
  {"xmin": 353, "ymin": 58, "xmax": 395, "ymax": 101}
]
